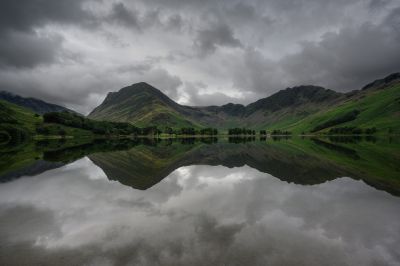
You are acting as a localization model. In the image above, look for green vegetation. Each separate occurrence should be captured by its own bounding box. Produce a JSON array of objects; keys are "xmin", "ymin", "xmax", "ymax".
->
[
  {"xmin": 1, "ymin": 74, "xmax": 400, "ymax": 139},
  {"xmin": 0, "ymin": 100, "xmax": 94, "ymax": 144},
  {"xmin": 328, "ymin": 127, "xmax": 377, "ymax": 135},
  {"xmin": 228, "ymin": 128, "xmax": 256, "ymax": 135},
  {"xmin": 88, "ymin": 82, "xmax": 200, "ymax": 128},
  {"xmin": 44, "ymin": 112, "xmax": 219, "ymax": 137},
  {"xmin": 285, "ymin": 82, "xmax": 400, "ymax": 134},
  {"xmin": 311, "ymin": 109, "xmax": 360, "ymax": 132},
  {"xmin": 87, "ymin": 74, "xmax": 400, "ymax": 134},
  {"xmin": 44, "ymin": 112, "xmax": 142, "ymax": 135},
  {"xmin": 271, "ymin": 129, "xmax": 292, "ymax": 135},
  {"xmin": 0, "ymin": 100, "xmax": 41, "ymax": 145}
]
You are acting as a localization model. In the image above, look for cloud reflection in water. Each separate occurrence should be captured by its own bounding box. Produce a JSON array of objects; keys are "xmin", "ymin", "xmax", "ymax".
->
[{"xmin": 0, "ymin": 157, "xmax": 399, "ymax": 266}]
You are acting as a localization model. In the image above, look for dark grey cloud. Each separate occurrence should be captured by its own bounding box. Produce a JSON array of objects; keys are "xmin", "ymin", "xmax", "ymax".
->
[
  {"xmin": 0, "ymin": 63, "xmax": 183, "ymax": 114},
  {"xmin": 0, "ymin": 0, "xmax": 399, "ymax": 112},
  {"xmin": 0, "ymin": 0, "xmax": 91, "ymax": 33},
  {"xmin": 194, "ymin": 23, "xmax": 242, "ymax": 56},
  {"xmin": 0, "ymin": 31, "xmax": 62, "ymax": 69},
  {"xmin": 109, "ymin": 2, "xmax": 141, "ymax": 29},
  {"xmin": 281, "ymin": 14, "xmax": 400, "ymax": 91},
  {"xmin": 0, "ymin": 0, "xmax": 93, "ymax": 69}
]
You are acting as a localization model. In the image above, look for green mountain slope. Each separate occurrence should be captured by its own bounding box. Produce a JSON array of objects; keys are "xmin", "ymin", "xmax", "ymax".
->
[
  {"xmin": 88, "ymin": 84, "xmax": 344, "ymax": 129},
  {"xmin": 0, "ymin": 99, "xmax": 41, "ymax": 131},
  {"xmin": 88, "ymin": 82, "xmax": 200, "ymax": 128},
  {"xmin": 284, "ymin": 81, "xmax": 400, "ymax": 134},
  {"xmin": 0, "ymin": 100, "xmax": 41, "ymax": 143},
  {"xmin": 89, "ymin": 73, "xmax": 400, "ymax": 132},
  {"xmin": 0, "ymin": 100, "xmax": 93, "ymax": 144},
  {"xmin": 0, "ymin": 91, "xmax": 77, "ymax": 115}
]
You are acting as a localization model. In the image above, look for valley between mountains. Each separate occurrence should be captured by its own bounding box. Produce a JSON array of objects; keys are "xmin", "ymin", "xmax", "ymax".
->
[{"xmin": 0, "ymin": 72, "xmax": 399, "ymax": 141}]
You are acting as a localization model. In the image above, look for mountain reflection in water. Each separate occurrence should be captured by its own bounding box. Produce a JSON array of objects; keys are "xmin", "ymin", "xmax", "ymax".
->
[{"xmin": 3, "ymin": 136, "xmax": 398, "ymax": 195}]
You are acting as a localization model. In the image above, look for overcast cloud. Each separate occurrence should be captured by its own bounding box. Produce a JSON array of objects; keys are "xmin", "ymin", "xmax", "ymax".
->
[{"xmin": 0, "ymin": 0, "xmax": 399, "ymax": 113}]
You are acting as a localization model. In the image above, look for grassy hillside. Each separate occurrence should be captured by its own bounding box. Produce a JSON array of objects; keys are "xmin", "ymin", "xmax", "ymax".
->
[
  {"xmin": 0, "ymin": 99, "xmax": 42, "ymax": 131},
  {"xmin": 88, "ymin": 83, "xmax": 346, "ymax": 130},
  {"xmin": 2, "ymin": 74, "xmax": 399, "ymax": 135},
  {"xmin": 89, "ymin": 83, "xmax": 200, "ymax": 128},
  {"xmin": 0, "ymin": 90, "xmax": 76, "ymax": 115},
  {"xmin": 0, "ymin": 100, "xmax": 93, "ymax": 143},
  {"xmin": 88, "ymin": 74, "xmax": 400, "ymax": 133},
  {"xmin": 283, "ymin": 82, "xmax": 400, "ymax": 134}
]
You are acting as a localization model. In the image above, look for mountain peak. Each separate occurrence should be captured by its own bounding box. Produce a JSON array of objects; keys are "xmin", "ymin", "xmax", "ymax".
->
[
  {"xmin": 102, "ymin": 82, "xmax": 173, "ymax": 105},
  {"xmin": 88, "ymin": 82, "xmax": 189, "ymax": 126},
  {"xmin": 124, "ymin": 82, "xmax": 158, "ymax": 92},
  {"xmin": 361, "ymin": 72, "xmax": 400, "ymax": 90}
]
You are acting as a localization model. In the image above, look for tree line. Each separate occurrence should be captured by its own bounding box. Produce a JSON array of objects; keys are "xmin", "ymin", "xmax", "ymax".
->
[
  {"xmin": 228, "ymin": 128, "xmax": 292, "ymax": 135},
  {"xmin": 228, "ymin": 128, "xmax": 256, "ymax": 135},
  {"xmin": 42, "ymin": 112, "xmax": 219, "ymax": 136}
]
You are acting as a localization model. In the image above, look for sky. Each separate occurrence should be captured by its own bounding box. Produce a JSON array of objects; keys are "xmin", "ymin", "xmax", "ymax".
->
[{"xmin": 0, "ymin": 0, "xmax": 399, "ymax": 114}]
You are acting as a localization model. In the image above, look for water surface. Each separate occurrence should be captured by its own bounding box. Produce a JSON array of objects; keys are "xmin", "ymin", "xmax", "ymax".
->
[{"xmin": 0, "ymin": 137, "xmax": 399, "ymax": 265}]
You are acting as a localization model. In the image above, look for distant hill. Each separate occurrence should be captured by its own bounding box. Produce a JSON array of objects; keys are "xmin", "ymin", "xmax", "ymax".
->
[
  {"xmin": 0, "ymin": 91, "xmax": 77, "ymax": 115},
  {"xmin": 88, "ymin": 73, "xmax": 400, "ymax": 133}
]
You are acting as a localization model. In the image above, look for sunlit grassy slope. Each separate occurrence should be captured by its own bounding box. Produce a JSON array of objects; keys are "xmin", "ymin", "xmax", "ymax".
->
[
  {"xmin": 0, "ymin": 100, "xmax": 93, "ymax": 139},
  {"xmin": 282, "ymin": 83, "xmax": 400, "ymax": 134},
  {"xmin": 0, "ymin": 99, "xmax": 42, "ymax": 131}
]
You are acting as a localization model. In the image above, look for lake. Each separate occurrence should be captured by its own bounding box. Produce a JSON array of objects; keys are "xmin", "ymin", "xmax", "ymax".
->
[{"xmin": 1, "ymin": 137, "xmax": 400, "ymax": 266}]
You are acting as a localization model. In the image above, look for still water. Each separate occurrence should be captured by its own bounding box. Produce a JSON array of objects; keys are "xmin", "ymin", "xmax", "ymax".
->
[{"xmin": 0, "ymin": 137, "xmax": 399, "ymax": 266}]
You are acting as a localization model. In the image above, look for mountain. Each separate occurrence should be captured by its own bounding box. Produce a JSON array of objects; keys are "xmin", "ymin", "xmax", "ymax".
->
[
  {"xmin": 285, "ymin": 73, "xmax": 400, "ymax": 133},
  {"xmin": 88, "ymin": 82, "xmax": 199, "ymax": 128},
  {"xmin": 88, "ymin": 83, "xmax": 344, "ymax": 129},
  {"xmin": 0, "ymin": 91, "xmax": 76, "ymax": 115},
  {"xmin": 88, "ymin": 73, "xmax": 400, "ymax": 133}
]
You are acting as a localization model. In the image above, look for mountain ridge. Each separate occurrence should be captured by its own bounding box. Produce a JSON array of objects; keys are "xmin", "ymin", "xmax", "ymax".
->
[
  {"xmin": 88, "ymin": 72, "xmax": 400, "ymax": 132},
  {"xmin": 0, "ymin": 90, "xmax": 77, "ymax": 115},
  {"xmin": 88, "ymin": 83, "xmax": 346, "ymax": 128}
]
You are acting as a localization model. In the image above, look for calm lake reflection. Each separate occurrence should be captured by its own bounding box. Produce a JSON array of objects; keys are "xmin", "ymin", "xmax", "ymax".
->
[{"xmin": 0, "ymin": 137, "xmax": 400, "ymax": 266}]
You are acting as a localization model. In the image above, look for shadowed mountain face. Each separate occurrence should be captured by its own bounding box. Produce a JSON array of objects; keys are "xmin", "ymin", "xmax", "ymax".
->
[
  {"xmin": 88, "ymin": 73, "xmax": 400, "ymax": 132},
  {"xmin": 0, "ymin": 91, "xmax": 76, "ymax": 115}
]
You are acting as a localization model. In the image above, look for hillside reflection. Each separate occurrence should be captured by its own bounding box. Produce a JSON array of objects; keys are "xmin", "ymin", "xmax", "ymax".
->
[{"xmin": 1, "ymin": 136, "xmax": 399, "ymax": 196}]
